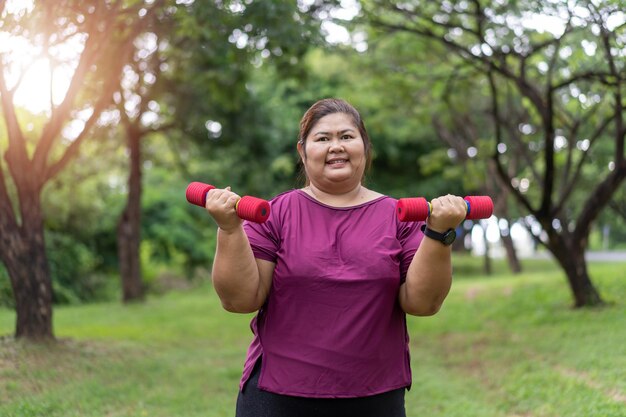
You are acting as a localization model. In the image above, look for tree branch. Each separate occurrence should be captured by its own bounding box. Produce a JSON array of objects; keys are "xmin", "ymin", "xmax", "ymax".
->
[
  {"xmin": 38, "ymin": 0, "xmax": 166, "ymax": 183},
  {"xmin": 574, "ymin": 164, "xmax": 626, "ymax": 243},
  {"xmin": 0, "ymin": 61, "xmax": 30, "ymax": 190},
  {"xmin": 43, "ymin": 95, "xmax": 114, "ymax": 182},
  {"xmin": 551, "ymin": 70, "xmax": 617, "ymax": 91},
  {"xmin": 0, "ymin": 154, "xmax": 17, "ymax": 232},
  {"xmin": 487, "ymin": 68, "xmax": 536, "ymax": 216},
  {"xmin": 590, "ymin": 1, "xmax": 625, "ymax": 162},
  {"xmin": 554, "ymin": 112, "xmax": 615, "ymax": 216},
  {"xmin": 32, "ymin": 13, "xmax": 104, "ymax": 179},
  {"xmin": 487, "ymin": 78, "xmax": 544, "ymax": 187},
  {"xmin": 43, "ymin": 0, "xmax": 167, "ymax": 181}
]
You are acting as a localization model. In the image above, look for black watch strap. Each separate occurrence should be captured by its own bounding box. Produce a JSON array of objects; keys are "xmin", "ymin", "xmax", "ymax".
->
[{"xmin": 420, "ymin": 224, "xmax": 457, "ymax": 246}]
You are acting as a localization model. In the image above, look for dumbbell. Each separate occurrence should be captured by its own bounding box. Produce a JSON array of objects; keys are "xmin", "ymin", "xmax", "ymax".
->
[
  {"xmin": 186, "ymin": 182, "xmax": 270, "ymax": 223},
  {"xmin": 396, "ymin": 196, "xmax": 493, "ymax": 222}
]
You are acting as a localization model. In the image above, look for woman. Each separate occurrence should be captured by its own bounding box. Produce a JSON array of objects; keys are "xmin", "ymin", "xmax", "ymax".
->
[{"xmin": 205, "ymin": 98, "xmax": 467, "ymax": 417}]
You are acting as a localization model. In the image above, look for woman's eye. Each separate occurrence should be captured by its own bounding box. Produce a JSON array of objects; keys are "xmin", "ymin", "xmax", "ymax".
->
[
  {"xmin": 317, "ymin": 137, "xmax": 329, "ymax": 142},
  {"xmin": 341, "ymin": 135, "xmax": 353, "ymax": 140}
]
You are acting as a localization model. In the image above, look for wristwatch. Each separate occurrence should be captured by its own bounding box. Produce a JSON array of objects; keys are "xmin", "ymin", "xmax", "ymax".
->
[{"xmin": 420, "ymin": 224, "xmax": 456, "ymax": 246}]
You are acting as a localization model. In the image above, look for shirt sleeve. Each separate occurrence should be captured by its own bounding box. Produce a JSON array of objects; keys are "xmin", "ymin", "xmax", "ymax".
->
[
  {"xmin": 397, "ymin": 219, "xmax": 424, "ymax": 282},
  {"xmin": 242, "ymin": 198, "xmax": 281, "ymax": 263}
]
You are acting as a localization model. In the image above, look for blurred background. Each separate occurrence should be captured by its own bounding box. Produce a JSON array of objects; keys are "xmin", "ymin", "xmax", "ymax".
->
[{"xmin": 0, "ymin": 1, "xmax": 625, "ymax": 416}]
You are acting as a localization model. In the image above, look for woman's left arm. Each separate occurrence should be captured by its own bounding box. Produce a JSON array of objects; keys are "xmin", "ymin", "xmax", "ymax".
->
[{"xmin": 398, "ymin": 195, "xmax": 467, "ymax": 316}]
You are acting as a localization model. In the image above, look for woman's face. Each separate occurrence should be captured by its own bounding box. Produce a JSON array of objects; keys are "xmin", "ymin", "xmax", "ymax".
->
[{"xmin": 298, "ymin": 112, "xmax": 366, "ymax": 191}]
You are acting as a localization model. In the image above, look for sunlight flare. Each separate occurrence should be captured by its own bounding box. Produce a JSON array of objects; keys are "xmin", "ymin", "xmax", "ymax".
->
[{"xmin": 1, "ymin": 3, "xmax": 83, "ymax": 114}]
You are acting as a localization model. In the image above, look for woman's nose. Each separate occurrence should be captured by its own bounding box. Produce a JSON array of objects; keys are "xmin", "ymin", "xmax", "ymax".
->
[{"xmin": 328, "ymin": 138, "xmax": 344, "ymax": 151}]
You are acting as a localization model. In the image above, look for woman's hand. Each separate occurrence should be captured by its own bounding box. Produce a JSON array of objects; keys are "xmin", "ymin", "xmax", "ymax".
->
[
  {"xmin": 426, "ymin": 194, "xmax": 467, "ymax": 232},
  {"xmin": 205, "ymin": 186, "xmax": 242, "ymax": 233}
]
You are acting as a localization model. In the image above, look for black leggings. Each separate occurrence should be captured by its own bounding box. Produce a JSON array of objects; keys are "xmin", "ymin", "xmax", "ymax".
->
[{"xmin": 235, "ymin": 361, "xmax": 406, "ymax": 417}]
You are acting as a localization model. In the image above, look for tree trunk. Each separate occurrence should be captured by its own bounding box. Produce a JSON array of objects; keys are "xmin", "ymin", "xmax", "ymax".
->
[
  {"xmin": 500, "ymin": 232, "xmax": 522, "ymax": 274},
  {"xmin": 489, "ymin": 181, "xmax": 522, "ymax": 274},
  {"xmin": 0, "ymin": 202, "xmax": 54, "ymax": 340},
  {"xmin": 548, "ymin": 235, "xmax": 603, "ymax": 308},
  {"xmin": 117, "ymin": 129, "xmax": 144, "ymax": 302},
  {"xmin": 482, "ymin": 222, "xmax": 492, "ymax": 275}
]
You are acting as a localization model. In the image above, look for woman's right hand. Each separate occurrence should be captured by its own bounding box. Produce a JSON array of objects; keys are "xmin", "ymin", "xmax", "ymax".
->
[{"xmin": 205, "ymin": 186, "xmax": 243, "ymax": 233}]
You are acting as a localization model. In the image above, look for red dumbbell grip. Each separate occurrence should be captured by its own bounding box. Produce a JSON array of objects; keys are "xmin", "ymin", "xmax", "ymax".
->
[
  {"xmin": 186, "ymin": 182, "xmax": 216, "ymax": 207},
  {"xmin": 185, "ymin": 182, "xmax": 270, "ymax": 223},
  {"xmin": 236, "ymin": 196, "xmax": 270, "ymax": 223},
  {"xmin": 397, "ymin": 196, "xmax": 493, "ymax": 222},
  {"xmin": 464, "ymin": 196, "xmax": 494, "ymax": 220},
  {"xmin": 397, "ymin": 197, "xmax": 430, "ymax": 222}
]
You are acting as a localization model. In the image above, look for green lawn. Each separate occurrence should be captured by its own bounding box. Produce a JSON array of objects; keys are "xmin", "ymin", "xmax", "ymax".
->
[{"xmin": 1, "ymin": 256, "xmax": 625, "ymax": 417}]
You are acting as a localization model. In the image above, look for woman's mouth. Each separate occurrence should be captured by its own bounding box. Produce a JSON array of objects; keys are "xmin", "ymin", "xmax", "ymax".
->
[{"xmin": 326, "ymin": 158, "xmax": 348, "ymax": 165}]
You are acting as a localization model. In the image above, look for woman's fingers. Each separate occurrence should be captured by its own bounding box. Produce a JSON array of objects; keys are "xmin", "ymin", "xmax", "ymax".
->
[
  {"xmin": 427, "ymin": 194, "xmax": 467, "ymax": 231},
  {"xmin": 205, "ymin": 187, "xmax": 242, "ymax": 231}
]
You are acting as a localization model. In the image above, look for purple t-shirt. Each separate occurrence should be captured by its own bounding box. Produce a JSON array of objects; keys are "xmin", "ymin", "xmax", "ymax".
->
[{"xmin": 240, "ymin": 189, "xmax": 424, "ymax": 398}]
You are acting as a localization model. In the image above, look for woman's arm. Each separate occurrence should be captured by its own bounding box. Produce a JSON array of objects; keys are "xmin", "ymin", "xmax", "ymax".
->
[
  {"xmin": 398, "ymin": 195, "xmax": 466, "ymax": 316},
  {"xmin": 206, "ymin": 188, "xmax": 274, "ymax": 313}
]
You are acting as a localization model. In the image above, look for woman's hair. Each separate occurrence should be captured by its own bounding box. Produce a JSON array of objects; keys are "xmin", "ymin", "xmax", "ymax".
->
[{"xmin": 297, "ymin": 98, "xmax": 373, "ymax": 184}]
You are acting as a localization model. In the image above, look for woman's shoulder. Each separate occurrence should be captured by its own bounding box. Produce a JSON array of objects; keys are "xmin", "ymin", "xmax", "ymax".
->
[
  {"xmin": 263, "ymin": 190, "xmax": 302, "ymax": 221},
  {"xmin": 268, "ymin": 189, "xmax": 300, "ymax": 205}
]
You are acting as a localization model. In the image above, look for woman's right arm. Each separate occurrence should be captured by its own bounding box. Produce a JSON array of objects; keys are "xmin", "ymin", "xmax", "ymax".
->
[{"xmin": 206, "ymin": 188, "xmax": 274, "ymax": 313}]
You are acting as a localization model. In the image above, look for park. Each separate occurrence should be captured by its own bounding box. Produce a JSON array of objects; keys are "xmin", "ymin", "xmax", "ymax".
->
[{"xmin": 1, "ymin": 1, "xmax": 625, "ymax": 416}]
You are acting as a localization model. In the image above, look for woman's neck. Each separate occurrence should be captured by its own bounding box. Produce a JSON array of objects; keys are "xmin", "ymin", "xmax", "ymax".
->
[{"xmin": 303, "ymin": 182, "xmax": 377, "ymax": 207}]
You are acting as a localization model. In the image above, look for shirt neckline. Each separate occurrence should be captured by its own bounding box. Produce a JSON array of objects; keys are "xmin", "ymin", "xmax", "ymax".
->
[{"xmin": 295, "ymin": 189, "xmax": 389, "ymax": 211}]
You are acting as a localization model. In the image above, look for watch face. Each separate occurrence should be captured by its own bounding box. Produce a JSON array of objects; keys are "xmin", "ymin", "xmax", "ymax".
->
[{"xmin": 443, "ymin": 229, "xmax": 457, "ymax": 245}]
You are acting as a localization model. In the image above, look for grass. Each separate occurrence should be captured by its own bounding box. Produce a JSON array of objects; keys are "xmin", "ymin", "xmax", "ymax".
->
[{"xmin": 0, "ymin": 256, "xmax": 625, "ymax": 417}]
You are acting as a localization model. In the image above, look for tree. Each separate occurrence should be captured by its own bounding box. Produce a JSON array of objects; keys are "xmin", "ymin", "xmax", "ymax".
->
[
  {"xmin": 111, "ymin": 0, "xmax": 330, "ymax": 301},
  {"xmin": 0, "ymin": 0, "xmax": 165, "ymax": 340},
  {"xmin": 113, "ymin": 11, "xmax": 176, "ymax": 303},
  {"xmin": 433, "ymin": 105, "xmax": 523, "ymax": 274},
  {"xmin": 363, "ymin": 0, "xmax": 626, "ymax": 306}
]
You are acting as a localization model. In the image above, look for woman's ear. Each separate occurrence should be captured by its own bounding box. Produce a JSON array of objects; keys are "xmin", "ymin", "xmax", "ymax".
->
[{"xmin": 297, "ymin": 140, "xmax": 305, "ymax": 162}]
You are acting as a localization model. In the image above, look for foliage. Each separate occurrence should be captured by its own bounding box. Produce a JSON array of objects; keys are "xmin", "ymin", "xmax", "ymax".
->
[
  {"xmin": 359, "ymin": 0, "xmax": 626, "ymax": 223},
  {"xmin": 0, "ymin": 267, "xmax": 12, "ymax": 308},
  {"xmin": 46, "ymin": 231, "xmax": 117, "ymax": 305},
  {"xmin": 354, "ymin": 0, "xmax": 626, "ymax": 305},
  {"xmin": 0, "ymin": 0, "xmax": 334, "ymax": 313},
  {"xmin": 0, "ymin": 130, "xmax": 123, "ymax": 306},
  {"xmin": 339, "ymin": 34, "xmax": 467, "ymax": 197},
  {"xmin": 141, "ymin": 155, "xmax": 217, "ymax": 280},
  {"xmin": 2, "ymin": 0, "xmax": 625, "ymax": 319}
]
